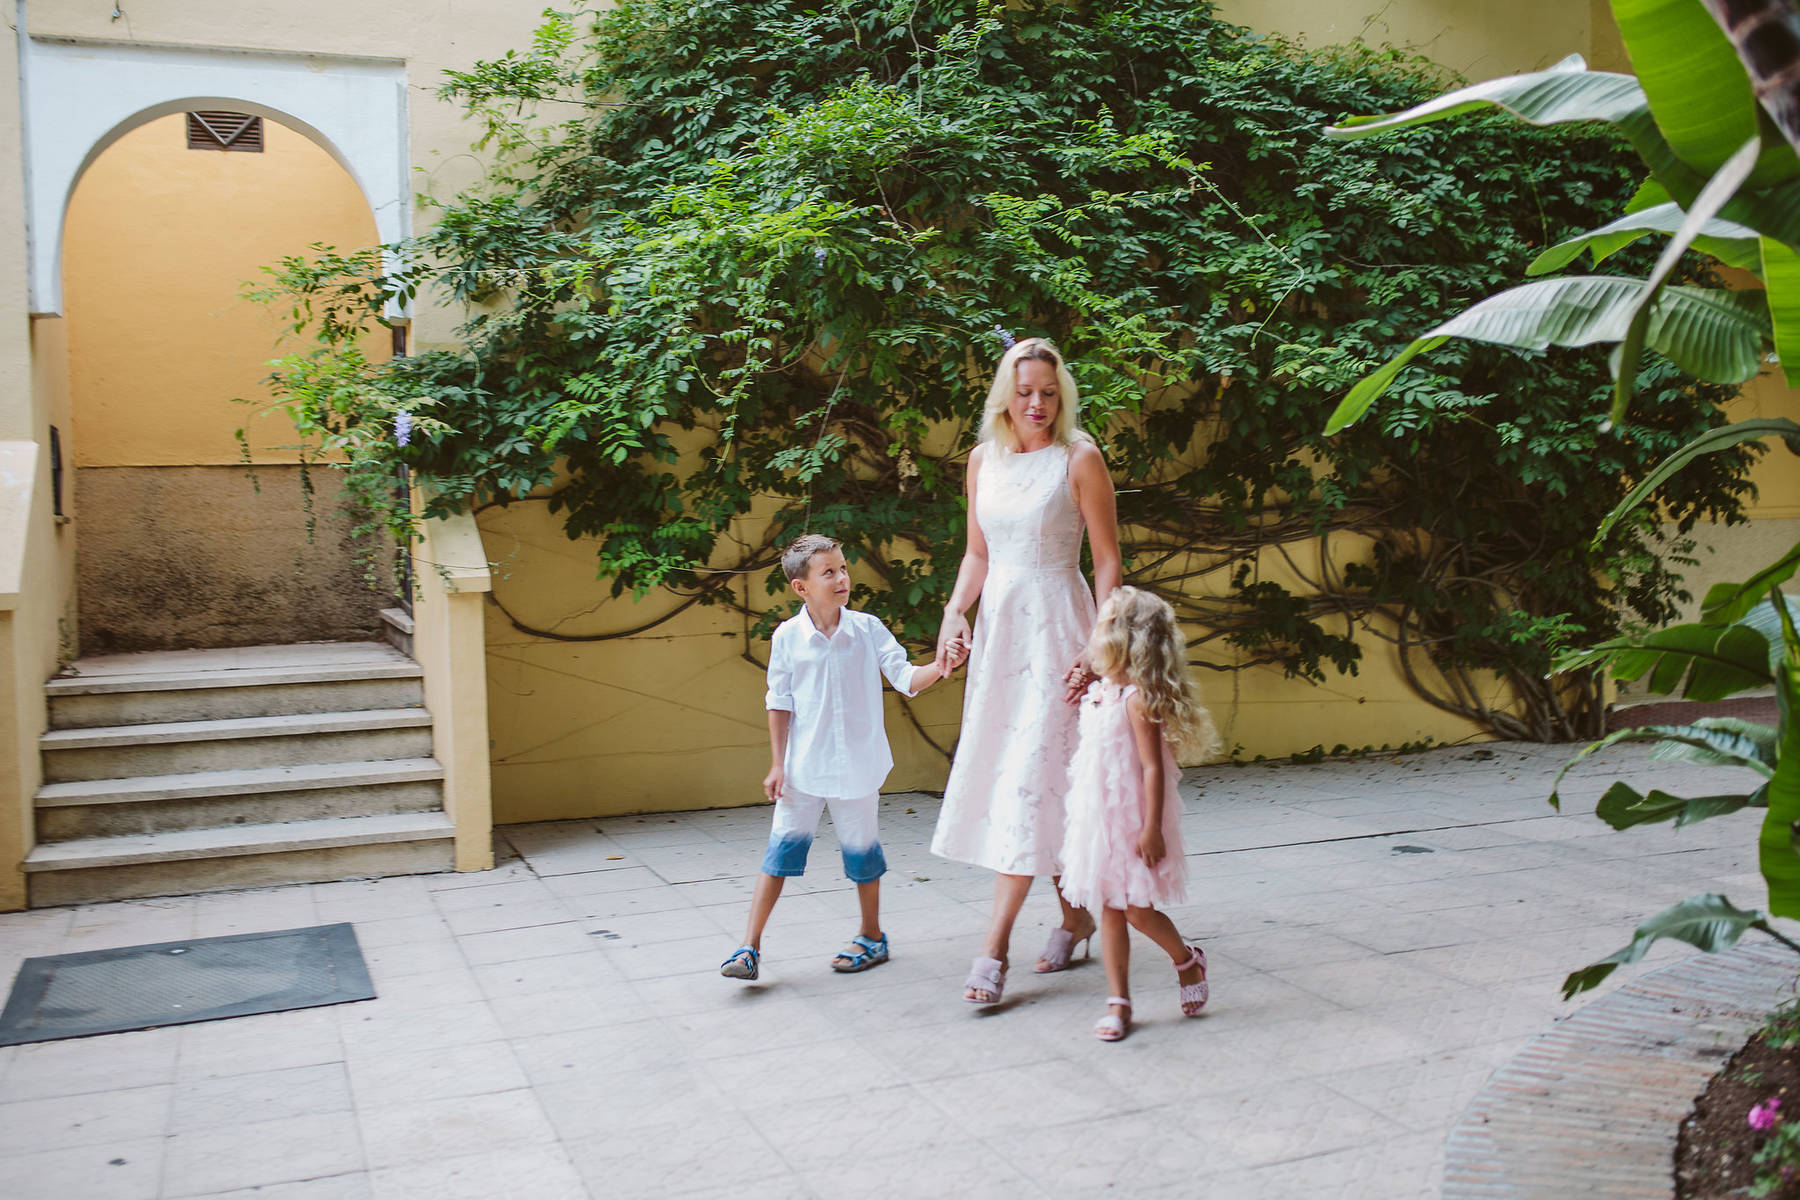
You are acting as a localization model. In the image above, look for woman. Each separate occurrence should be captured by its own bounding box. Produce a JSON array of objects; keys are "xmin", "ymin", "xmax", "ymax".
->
[{"xmin": 931, "ymin": 337, "xmax": 1121, "ymax": 1005}]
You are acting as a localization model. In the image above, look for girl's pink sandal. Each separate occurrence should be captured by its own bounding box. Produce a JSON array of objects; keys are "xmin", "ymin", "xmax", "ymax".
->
[
  {"xmin": 1176, "ymin": 944, "xmax": 1209, "ymax": 1016},
  {"xmin": 1093, "ymin": 996, "xmax": 1131, "ymax": 1042}
]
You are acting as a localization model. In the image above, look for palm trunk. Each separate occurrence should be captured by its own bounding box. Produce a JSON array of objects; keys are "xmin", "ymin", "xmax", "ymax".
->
[{"xmin": 1703, "ymin": 0, "xmax": 1800, "ymax": 153}]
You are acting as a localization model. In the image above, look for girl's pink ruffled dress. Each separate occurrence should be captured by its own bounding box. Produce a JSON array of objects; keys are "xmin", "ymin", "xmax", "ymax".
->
[{"xmin": 1058, "ymin": 679, "xmax": 1188, "ymax": 911}]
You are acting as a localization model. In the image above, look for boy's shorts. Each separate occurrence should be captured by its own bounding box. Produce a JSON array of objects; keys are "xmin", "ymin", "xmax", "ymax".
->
[{"xmin": 760, "ymin": 788, "xmax": 887, "ymax": 884}]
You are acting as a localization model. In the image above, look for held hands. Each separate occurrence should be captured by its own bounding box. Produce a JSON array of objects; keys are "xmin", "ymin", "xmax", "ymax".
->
[
  {"xmin": 1063, "ymin": 654, "xmax": 1098, "ymax": 706},
  {"xmin": 936, "ymin": 611, "xmax": 973, "ymax": 675},
  {"xmin": 763, "ymin": 764, "xmax": 785, "ymax": 803}
]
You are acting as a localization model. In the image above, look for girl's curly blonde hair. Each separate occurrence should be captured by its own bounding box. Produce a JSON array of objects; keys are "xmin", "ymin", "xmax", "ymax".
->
[{"xmin": 1087, "ymin": 586, "xmax": 1220, "ymax": 760}]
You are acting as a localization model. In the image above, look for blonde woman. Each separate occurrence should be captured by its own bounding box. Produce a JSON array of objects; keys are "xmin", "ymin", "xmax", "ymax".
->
[
  {"xmin": 931, "ymin": 337, "xmax": 1122, "ymax": 1005},
  {"xmin": 1058, "ymin": 587, "xmax": 1220, "ymax": 1042}
]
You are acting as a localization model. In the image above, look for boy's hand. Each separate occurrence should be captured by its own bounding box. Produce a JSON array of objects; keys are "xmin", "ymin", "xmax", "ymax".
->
[
  {"xmin": 1138, "ymin": 825, "xmax": 1166, "ymax": 869},
  {"xmin": 948, "ymin": 636, "xmax": 971, "ymax": 669},
  {"xmin": 763, "ymin": 765, "xmax": 785, "ymax": 802}
]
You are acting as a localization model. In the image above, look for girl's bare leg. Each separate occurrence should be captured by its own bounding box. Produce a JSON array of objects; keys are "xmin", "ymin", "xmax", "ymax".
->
[
  {"xmin": 966, "ymin": 872, "xmax": 1033, "ymax": 1001},
  {"xmin": 1125, "ymin": 905, "xmax": 1206, "ymax": 989},
  {"xmin": 1100, "ymin": 906, "xmax": 1132, "ymax": 1018}
]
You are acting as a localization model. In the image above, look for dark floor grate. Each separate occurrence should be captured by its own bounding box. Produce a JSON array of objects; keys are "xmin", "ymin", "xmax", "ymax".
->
[{"xmin": 0, "ymin": 922, "xmax": 375, "ymax": 1046}]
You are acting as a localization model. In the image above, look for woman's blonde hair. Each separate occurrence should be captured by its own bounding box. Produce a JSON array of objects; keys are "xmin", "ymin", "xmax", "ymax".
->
[
  {"xmin": 1087, "ymin": 586, "xmax": 1221, "ymax": 759},
  {"xmin": 979, "ymin": 337, "xmax": 1093, "ymax": 454}
]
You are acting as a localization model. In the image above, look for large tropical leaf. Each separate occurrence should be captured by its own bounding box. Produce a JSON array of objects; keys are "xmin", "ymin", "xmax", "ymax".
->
[
  {"xmin": 1613, "ymin": 0, "xmax": 1760, "ymax": 174},
  {"xmin": 1651, "ymin": 716, "xmax": 1781, "ymax": 769},
  {"xmin": 1701, "ymin": 542, "xmax": 1800, "ymax": 623},
  {"xmin": 1326, "ymin": 279, "xmax": 1771, "ymax": 435},
  {"xmin": 1549, "ymin": 720, "xmax": 1775, "ymax": 811},
  {"xmin": 1734, "ymin": 594, "xmax": 1800, "ymax": 671},
  {"xmin": 1763, "ymin": 234, "xmax": 1800, "ymax": 385},
  {"xmin": 1554, "ymin": 622, "xmax": 1773, "ymax": 700},
  {"xmin": 1757, "ymin": 591, "xmax": 1800, "ymax": 917},
  {"xmin": 1609, "ymin": 135, "xmax": 1762, "ymax": 423},
  {"xmin": 1527, "ymin": 202, "xmax": 1760, "ymax": 275},
  {"xmin": 1594, "ymin": 417, "xmax": 1800, "ymax": 542},
  {"xmin": 1594, "ymin": 780, "xmax": 1757, "ymax": 829},
  {"xmin": 1561, "ymin": 892, "xmax": 1769, "ymax": 998}
]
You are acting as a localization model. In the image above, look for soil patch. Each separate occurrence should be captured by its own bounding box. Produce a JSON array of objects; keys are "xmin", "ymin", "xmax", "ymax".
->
[{"xmin": 1678, "ymin": 1026, "xmax": 1800, "ymax": 1199}]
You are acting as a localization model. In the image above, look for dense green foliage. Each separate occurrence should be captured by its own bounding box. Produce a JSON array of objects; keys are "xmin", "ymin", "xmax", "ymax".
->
[{"xmin": 262, "ymin": 0, "xmax": 1757, "ymax": 742}]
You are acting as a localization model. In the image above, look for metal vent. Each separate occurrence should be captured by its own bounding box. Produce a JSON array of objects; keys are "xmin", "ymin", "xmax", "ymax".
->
[{"xmin": 186, "ymin": 111, "xmax": 264, "ymax": 153}]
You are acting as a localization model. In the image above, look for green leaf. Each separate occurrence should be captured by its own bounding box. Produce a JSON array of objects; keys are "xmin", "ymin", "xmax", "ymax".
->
[
  {"xmin": 1701, "ymin": 543, "xmax": 1800, "ymax": 624},
  {"xmin": 1527, "ymin": 202, "xmax": 1760, "ymax": 276},
  {"xmin": 1738, "ymin": 595, "xmax": 1800, "ymax": 672},
  {"xmin": 1550, "ymin": 721, "xmax": 1773, "ymax": 810},
  {"xmin": 1758, "ymin": 591, "xmax": 1800, "ymax": 917},
  {"xmin": 1560, "ymin": 892, "xmax": 1766, "ymax": 999},
  {"xmin": 1324, "ymin": 55, "xmax": 1647, "ymax": 139},
  {"xmin": 1609, "ymin": 135, "xmax": 1761, "ymax": 425},
  {"xmin": 1593, "ymin": 780, "xmax": 1754, "ymax": 830},
  {"xmin": 1555, "ymin": 622, "xmax": 1774, "ymax": 700},
  {"xmin": 1328, "ymin": 279, "xmax": 1770, "ymax": 435},
  {"xmin": 1763, "ymin": 236, "xmax": 1800, "ymax": 388},
  {"xmin": 1595, "ymin": 418, "xmax": 1800, "ymax": 543},
  {"xmin": 1611, "ymin": 0, "xmax": 1759, "ymax": 175}
]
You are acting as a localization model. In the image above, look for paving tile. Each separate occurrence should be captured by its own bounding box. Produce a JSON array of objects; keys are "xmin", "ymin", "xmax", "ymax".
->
[
  {"xmin": 337, "ymin": 999, "xmax": 506, "ymax": 1056},
  {"xmin": 0, "ymin": 1083, "xmax": 170, "ymax": 1151},
  {"xmin": 358, "ymin": 1087, "xmax": 559, "ymax": 1169},
  {"xmin": 173, "ymin": 1008, "xmax": 343, "ymax": 1082},
  {"xmin": 160, "ymin": 1111, "xmax": 363, "ymax": 1197},
  {"xmin": 171, "ymin": 1174, "xmax": 372, "ymax": 1200},
  {"xmin": 0, "ymin": 1135, "xmax": 164, "ymax": 1200},
  {"xmin": 346, "ymin": 1039, "xmax": 529, "ymax": 1109},
  {"xmin": 0, "ymin": 1027, "xmax": 180, "ymax": 1101},
  {"xmin": 170, "ymin": 1062, "xmax": 351, "ymax": 1130},
  {"xmin": 565, "ymin": 1112, "xmax": 783, "ymax": 1198},
  {"xmin": 457, "ymin": 920, "xmax": 597, "ymax": 965},
  {"xmin": 366, "ymin": 1146, "xmax": 586, "ymax": 1200}
]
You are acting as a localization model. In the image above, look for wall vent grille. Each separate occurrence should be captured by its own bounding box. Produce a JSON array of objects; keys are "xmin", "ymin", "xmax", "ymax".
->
[{"xmin": 185, "ymin": 112, "xmax": 264, "ymax": 153}]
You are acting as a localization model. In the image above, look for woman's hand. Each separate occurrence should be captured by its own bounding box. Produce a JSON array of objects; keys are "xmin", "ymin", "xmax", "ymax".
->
[{"xmin": 937, "ymin": 610, "xmax": 972, "ymax": 675}]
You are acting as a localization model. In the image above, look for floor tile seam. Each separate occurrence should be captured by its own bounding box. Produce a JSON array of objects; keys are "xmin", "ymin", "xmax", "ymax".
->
[
  {"xmin": 1185, "ymin": 813, "xmax": 1582, "ymax": 860},
  {"xmin": 159, "ymin": 1168, "xmax": 373, "ymax": 1200}
]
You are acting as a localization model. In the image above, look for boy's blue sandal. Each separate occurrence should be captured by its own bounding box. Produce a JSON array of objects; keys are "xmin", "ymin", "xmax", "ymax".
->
[
  {"xmin": 720, "ymin": 945, "xmax": 759, "ymax": 980},
  {"xmin": 831, "ymin": 933, "xmax": 889, "ymax": 973}
]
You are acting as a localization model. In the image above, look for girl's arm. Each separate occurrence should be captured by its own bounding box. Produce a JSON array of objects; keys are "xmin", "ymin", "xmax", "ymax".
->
[
  {"xmin": 1126, "ymin": 693, "xmax": 1168, "ymax": 868},
  {"xmin": 936, "ymin": 445, "xmax": 991, "ymax": 673}
]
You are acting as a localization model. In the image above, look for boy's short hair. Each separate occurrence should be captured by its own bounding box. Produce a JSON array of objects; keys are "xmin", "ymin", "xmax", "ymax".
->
[{"xmin": 781, "ymin": 533, "xmax": 841, "ymax": 582}]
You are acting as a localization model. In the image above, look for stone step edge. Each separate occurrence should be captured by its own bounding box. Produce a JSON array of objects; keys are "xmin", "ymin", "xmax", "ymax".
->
[
  {"xmin": 46, "ymin": 660, "xmax": 424, "ymax": 697},
  {"xmin": 40, "ymin": 708, "xmax": 434, "ymax": 751},
  {"xmin": 35, "ymin": 758, "xmax": 446, "ymax": 808},
  {"xmin": 23, "ymin": 811, "xmax": 457, "ymax": 871}
]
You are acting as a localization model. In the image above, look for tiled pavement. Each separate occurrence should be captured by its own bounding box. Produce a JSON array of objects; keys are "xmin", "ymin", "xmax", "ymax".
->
[{"xmin": 0, "ymin": 741, "xmax": 1780, "ymax": 1199}]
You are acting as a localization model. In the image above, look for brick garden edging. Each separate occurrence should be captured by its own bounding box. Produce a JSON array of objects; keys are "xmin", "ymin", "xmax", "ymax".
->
[{"xmin": 1443, "ymin": 941, "xmax": 1800, "ymax": 1198}]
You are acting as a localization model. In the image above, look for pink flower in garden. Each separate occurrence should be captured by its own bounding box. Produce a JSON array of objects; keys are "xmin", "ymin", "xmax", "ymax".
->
[{"xmin": 1749, "ymin": 1097, "xmax": 1782, "ymax": 1132}]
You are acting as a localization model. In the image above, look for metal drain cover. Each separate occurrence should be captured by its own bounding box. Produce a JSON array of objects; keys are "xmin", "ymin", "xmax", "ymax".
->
[{"xmin": 0, "ymin": 922, "xmax": 375, "ymax": 1046}]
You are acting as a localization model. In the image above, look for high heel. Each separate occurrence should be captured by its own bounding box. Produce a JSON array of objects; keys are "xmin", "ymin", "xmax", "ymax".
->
[
  {"xmin": 1175, "ymin": 944, "xmax": 1209, "ymax": 1016},
  {"xmin": 964, "ymin": 956, "xmax": 1006, "ymax": 1005},
  {"xmin": 1093, "ymin": 996, "xmax": 1131, "ymax": 1042},
  {"xmin": 1034, "ymin": 912, "xmax": 1097, "ymax": 973}
]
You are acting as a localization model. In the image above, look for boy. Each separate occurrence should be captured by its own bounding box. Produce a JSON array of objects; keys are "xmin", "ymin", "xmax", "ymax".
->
[{"xmin": 720, "ymin": 534, "xmax": 962, "ymax": 980}]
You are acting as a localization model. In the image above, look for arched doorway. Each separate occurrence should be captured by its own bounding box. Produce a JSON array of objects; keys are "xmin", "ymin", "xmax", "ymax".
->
[{"xmin": 59, "ymin": 109, "xmax": 390, "ymax": 652}]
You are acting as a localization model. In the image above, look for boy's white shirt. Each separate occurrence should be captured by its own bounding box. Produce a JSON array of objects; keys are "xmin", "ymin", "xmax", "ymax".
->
[{"xmin": 765, "ymin": 606, "xmax": 921, "ymax": 798}]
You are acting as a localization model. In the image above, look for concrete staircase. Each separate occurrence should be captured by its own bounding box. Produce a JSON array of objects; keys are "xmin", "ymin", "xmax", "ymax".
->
[{"xmin": 26, "ymin": 642, "xmax": 454, "ymax": 906}]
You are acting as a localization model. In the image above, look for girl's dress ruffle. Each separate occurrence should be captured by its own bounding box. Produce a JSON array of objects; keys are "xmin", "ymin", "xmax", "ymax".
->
[{"xmin": 1059, "ymin": 679, "xmax": 1188, "ymax": 911}]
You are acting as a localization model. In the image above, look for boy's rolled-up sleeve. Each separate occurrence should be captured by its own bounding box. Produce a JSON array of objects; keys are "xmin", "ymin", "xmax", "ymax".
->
[
  {"xmin": 873, "ymin": 619, "xmax": 920, "ymax": 697},
  {"xmin": 765, "ymin": 626, "xmax": 795, "ymax": 711}
]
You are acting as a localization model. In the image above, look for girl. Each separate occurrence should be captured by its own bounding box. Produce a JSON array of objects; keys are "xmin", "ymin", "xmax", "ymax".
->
[{"xmin": 1058, "ymin": 586, "xmax": 1220, "ymax": 1042}]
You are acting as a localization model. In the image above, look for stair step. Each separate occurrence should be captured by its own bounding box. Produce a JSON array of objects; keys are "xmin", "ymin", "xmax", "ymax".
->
[
  {"xmin": 23, "ymin": 813, "xmax": 456, "ymax": 907},
  {"xmin": 45, "ymin": 660, "xmax": 422, "ymax": 697},
  {"xmin": 49, "ymin": 675, "xmax": 424, "ymax": 729},
  {"xmin": 24, "ymin": 811, "xmax": 455, "ymax": 871},
  {"xmin": 34, "ymin": 759, "xmax": 446, "ymax": 840},
  {"xmin": 40, "ymin": 710, "xmax": 435, "ymax": 783}
]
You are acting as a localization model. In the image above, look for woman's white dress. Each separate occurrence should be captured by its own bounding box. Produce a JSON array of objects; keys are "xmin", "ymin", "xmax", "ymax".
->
[{"xmin": 930, "ymin": 442, "xmax": 1096, "ymax": 876}]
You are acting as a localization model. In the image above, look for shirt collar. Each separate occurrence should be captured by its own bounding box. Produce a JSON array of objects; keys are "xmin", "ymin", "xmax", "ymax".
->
[{"xmin": 800, "ymin": 606, "xmax": 850, "ymax": 642}]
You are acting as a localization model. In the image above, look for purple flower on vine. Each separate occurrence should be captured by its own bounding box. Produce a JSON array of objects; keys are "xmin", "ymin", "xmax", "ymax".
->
[
  {"xmin": 814, "ymin": 246, "xmax": 827, "ymax": 265},
  {"xmin": 1750, "ymin": 1097, "xmax": 1782, "ymax": 1132},
  {"xmin": 993, "ymin": 325, "xmax": 1015, "ymax": 350},
  {"xmin": 394, "ymin": 409, "xmax": 413, "ymax": 447}
]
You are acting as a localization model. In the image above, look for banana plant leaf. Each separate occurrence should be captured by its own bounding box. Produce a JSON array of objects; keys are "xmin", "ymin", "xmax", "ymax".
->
[
  {"xmin": 1527, "ymin": 202, "xmax": 1760, "ymax": 275},
  {"xmin": 1701, "ymin": 543, "xmax": 1800, "ymax": 624},
  {"xmin": 1651, "ymin": 716, "xmax": 1780, "ymax": 769},
  {"xmin": 1612, "ymin": 0, "xmax": 1759, "ymax": 175},
  {"xmin": 1553, "ymin": 622, "xmax": 1772, "ymax": 700},
  {"xmin": 1763, "ymin": 235, "xmax": 1800, "ymax": 386},
  {"xmin": 1326, "ymin": 280, "xmax": 1771, "ymax": 435},
  {"xmin": 1593, "ymin": 780, "xmax": 1757, "ymax": 829},
  {"xmin": 1561, "ymin": 891, "xmax": 1770, "ymax": 998},
  {"xmin": 1593, "ymin": 417, "xmax": 1800, "ymax": 542},
  {"xmin": 1608, "ymin": 135, "xmax": 1762, "ymax": 422},
  {"xmin": 1735, "ymin": 595, "xmax": 1800, "ymax": 672},
  {"xmin": 1757, "ymin": 593, "xmax": 1800, "ymax": 918},
  {"xmin": 1550, "ymin": 721, "xmax": 1774, "ymax": 810}
]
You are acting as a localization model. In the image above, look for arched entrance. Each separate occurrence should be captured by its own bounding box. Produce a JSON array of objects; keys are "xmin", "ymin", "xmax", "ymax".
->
[
  {"xmin": 61, "ymin": 110, "xmax": 388, "ymax": 651},
  {"xmin": 20, "ymin": 38, "xmax": 410, "ymax": 654}
]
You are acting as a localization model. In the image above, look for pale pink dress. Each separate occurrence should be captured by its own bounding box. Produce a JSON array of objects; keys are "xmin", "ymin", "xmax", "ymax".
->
[
  {"xmin": 930, "ymin": 442, "xmax": 1096, "ymax": 876},
  {"xmin": 1058, "ymin": 679, "xmax": 1187, "ymax": 911}
]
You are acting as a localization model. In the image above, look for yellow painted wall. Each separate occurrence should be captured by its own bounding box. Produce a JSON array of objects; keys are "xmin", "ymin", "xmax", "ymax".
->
[{"xmin": 63, "ymin": 114, "xmax": 379, "ymax": 467}]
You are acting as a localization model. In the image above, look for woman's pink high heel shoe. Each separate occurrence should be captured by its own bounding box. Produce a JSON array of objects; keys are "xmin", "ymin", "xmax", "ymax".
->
[
  {"xmin": 1176, "ymin": 944, "xmax": 1209, "ymax": 1016},
  {"xmin": 1034, "ymin": 912, "xmax": 1097, "ymax": 973}
]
